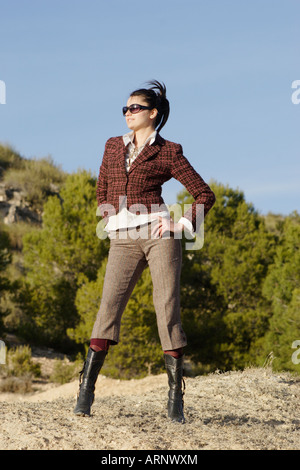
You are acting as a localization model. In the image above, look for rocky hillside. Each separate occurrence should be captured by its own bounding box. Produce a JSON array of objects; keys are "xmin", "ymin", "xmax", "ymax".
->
[
  {"xmin": 0, "ymin": 144, "xmax": 67, "ymax": 335},
  {"xmin": 0, "ymin": 143, "xmax": 65, "ymax": 228},
  {"xmin": 0, "ymin": 182, "xmax": 42, "ymax": 225}
]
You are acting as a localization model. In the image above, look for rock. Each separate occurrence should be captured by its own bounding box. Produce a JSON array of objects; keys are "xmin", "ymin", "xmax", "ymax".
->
[
  {"xmin": 3, "ymin": 204, "xmax": 41, "ymax": 225},
  {"xmin": 0, "ymin": 183, "xmax": 42, "ymax": 226}
]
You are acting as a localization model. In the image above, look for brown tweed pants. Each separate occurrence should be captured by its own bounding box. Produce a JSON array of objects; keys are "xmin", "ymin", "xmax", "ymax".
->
[{"xmin": 91, "ymin": 222, "xmax": 187, "ymax": 351}]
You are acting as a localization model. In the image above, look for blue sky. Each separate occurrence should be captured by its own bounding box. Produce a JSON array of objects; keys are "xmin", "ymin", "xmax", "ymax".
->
[{"xmin": 0, "ymin": 0, "xmax": 299, "ymax": 215}]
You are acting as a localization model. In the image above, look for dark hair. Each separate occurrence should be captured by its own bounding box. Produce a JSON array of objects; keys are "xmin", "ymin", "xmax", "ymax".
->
[{"xmin": 130, "ymin": 80, "xmax": 170, "ymax": 133}]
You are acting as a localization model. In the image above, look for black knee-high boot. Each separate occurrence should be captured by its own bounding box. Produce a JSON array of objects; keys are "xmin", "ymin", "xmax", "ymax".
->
[
  {"xmin": 74, "ymin": 348, "xmax": 107, "ymax": 416},
  {"xmin": 164, "ymin": 353, "xmax": 185, "ymax": 423}
]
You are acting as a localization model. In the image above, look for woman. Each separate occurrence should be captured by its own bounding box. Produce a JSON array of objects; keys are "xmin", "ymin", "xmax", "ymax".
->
[{"xmin": 74, "ymin": 80, "xmax": 215, "ymax": 423}]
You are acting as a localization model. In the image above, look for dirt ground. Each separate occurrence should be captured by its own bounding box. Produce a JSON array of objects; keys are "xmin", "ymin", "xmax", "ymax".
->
[{"xmin": 0, "ymin": 363, "xmax": 299, "ymax": 451}]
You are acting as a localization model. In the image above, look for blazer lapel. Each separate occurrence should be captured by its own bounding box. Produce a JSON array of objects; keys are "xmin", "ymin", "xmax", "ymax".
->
[
  {"xmin": 117, "ymin": 138, "xmax": 128, "ymax": 174},
  {"xmin": 128, "ymin": 134, "xmax": 164, "ymax": 174}
]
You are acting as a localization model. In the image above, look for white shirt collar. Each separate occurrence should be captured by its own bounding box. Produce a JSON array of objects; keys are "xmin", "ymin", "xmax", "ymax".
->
[{"xmin": 123, "ymin": 130, "xmax": 157, "ymax": 148}]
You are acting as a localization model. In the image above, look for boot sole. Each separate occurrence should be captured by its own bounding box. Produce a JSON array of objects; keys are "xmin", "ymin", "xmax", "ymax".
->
[{"xmin": 74, "ymin": 410, "xmax": 91, "ymax": 417}]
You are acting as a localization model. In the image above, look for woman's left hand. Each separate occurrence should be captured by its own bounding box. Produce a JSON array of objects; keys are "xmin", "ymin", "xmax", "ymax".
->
[{"xmin": 151, "ymin": 217, "xmax": 184, "ymax": 238}]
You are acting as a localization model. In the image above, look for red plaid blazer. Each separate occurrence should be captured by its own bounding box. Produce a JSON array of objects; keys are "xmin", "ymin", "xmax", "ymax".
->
[{"xmin": 96, "ymin": 134, "xmax": 215, "ymax": 231}]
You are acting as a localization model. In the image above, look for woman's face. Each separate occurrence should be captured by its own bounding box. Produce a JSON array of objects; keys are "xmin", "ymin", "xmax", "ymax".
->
[{"xmin": 125, "ymin": 95, "xmax": 157, "ymax": 132}]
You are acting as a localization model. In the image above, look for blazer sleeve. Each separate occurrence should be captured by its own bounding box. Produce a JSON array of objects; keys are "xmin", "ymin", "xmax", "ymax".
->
[
  {"xmin": 96, "ymin": 138, "xmax": 116, "ymax": 220},
  {"xmin": 170, "ymin": 144, "xmax": 216, "ymax": 232}
]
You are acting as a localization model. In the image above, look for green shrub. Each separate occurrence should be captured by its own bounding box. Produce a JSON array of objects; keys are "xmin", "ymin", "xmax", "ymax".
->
[
  {"xmin": 6, "ymin": 345, "xmax": 41, "ymax": 378},
  {"xmin": 49, "ymin": 356, "xmax": 82, "ymax": 384},
  {"xmin": 0, "ymin": 144, "xmax": 24, "ymax": 171}
]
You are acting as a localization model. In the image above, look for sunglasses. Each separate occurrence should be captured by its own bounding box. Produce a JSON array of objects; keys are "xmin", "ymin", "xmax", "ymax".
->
[{"xmin": 122, "ymin": 104, "xmax": 152, "ymax": 116}]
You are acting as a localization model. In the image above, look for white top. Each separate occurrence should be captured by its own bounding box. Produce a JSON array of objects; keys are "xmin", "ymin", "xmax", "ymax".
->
[{"xmin": 104, "ymin": 130, "xmax": 194, "ymax": 236}]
